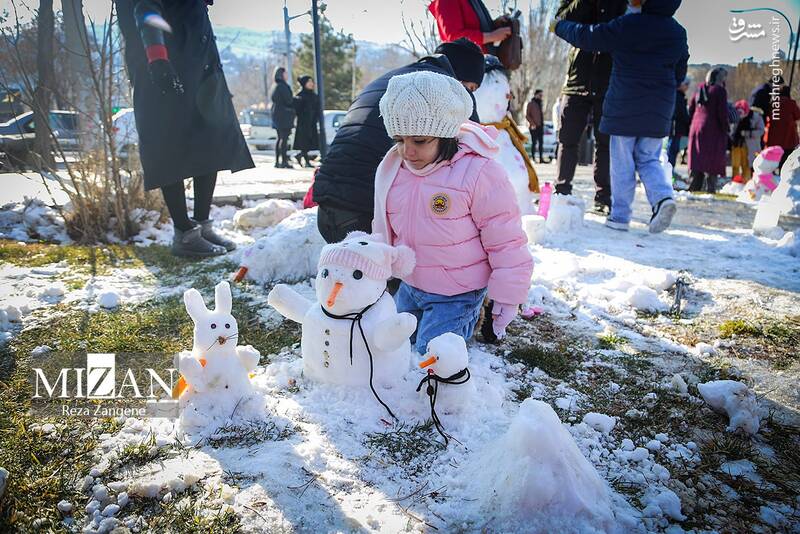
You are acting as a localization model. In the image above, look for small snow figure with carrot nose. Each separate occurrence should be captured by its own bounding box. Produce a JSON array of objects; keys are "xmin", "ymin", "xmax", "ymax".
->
[
  {"xmin": 174, "ymin": 281, "xmax": 263, "ymax": 431},
  {"xmin": 267, "ymin": 232, "xmax": 417, "ymax": 417},
  {"xmin": 417, "ymin": 333, "xmax": 474, "ymax": 445}
]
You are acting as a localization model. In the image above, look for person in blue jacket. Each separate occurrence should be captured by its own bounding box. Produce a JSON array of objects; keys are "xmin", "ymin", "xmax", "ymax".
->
[{"xmin": 553, "ymin": 0, "xmax": 689, "ymax": 234}]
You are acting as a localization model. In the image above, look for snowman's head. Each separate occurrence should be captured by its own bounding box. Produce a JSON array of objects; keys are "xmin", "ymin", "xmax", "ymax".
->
[
  {"xmin": 184, "ymin": 281, "xmax": 238, "ymax": 356},
  {"xmin": 753, "ymin": 145, "xmax": 784, "ymax": 175},
  {"xmin": 419, "ymin": 332, "xmax": 469, "ymax": 378},
  {"xmin": 316, "ymin": 232, "xmax": 415, "ymax": 315},
  {"xmin": 473, "ymin": 68, "xmax": 511, "ymax": 124}
]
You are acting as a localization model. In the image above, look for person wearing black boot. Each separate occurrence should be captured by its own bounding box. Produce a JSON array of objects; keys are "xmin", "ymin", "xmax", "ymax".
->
[
  {"xmin": 552, "ymin": 0, "xmax": 628, "ymax": 215},
  {"xmin": 117, "ymin": 0, "xmax": 252, "ymax": 258},
  {"xmin": 293, "ymin": 76, "xmax": 320, "ymax": 168},
  {"xmin": 271, "ymin": 67, "xmax": 295, "ymax": 169}
]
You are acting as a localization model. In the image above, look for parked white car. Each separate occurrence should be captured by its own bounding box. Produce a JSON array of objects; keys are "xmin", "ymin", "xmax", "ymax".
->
[
  {"xmin": 524, "ymin": 120, "xmax": 558, "ymax": 163},
  {"xmin": 239, "ymin": 108, "xmax": 347, "ymax": 155},
  {"xmin": 240, "ymin": 109, "xmax": 277, "ymax": 152}
]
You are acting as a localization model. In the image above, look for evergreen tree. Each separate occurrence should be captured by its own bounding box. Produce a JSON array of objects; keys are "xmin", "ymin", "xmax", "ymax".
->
[{"xmin": 296, "ymin": 16, "xmax": 360, "ymax": 110}]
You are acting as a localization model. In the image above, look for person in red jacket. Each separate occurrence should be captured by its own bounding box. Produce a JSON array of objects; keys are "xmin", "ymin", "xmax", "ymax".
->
[
  {"xmin": 763, "ymin": 86, "xmax": 800, "ymax": 170},
  {"xmin": 428, "ymin": 0, "xmax": 512, "ymax": 52}
]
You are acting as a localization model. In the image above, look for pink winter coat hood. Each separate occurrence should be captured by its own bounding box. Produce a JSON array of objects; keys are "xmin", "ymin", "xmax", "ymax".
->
[{"xmin": 373, "ymin": 122, "xmax": 533, "ymax": 305}]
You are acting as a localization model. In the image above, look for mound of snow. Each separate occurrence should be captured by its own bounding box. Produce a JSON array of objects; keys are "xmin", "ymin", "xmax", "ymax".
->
[
  {"xmin": 698, "ymin": 380, "xmax": 760, "ymax": 434},
  {"xmin": 582, "ymin": 412, "xmax": 616, "ymax": 434},
  {"xmin": 97, "ymin": 291, "xmax": 120, "ymax": 309},
  {"xmin": 468, "ymin": 399, "xmax": 617, "ymax": 531},
  {"xmin": 625, "ymin": 285, "xmax": 667, "ymax": 312},
  {"xmin": 776, "ymin": 231, "xmax": 799, "ymax": 257},
  {"xmin": 238, "ymin": 208, "xmax": 326, "ymax": 284},
  {"xmin": 641, "ymin": 487, "xmax": 686, "ymax": 521},
  {"xmin": 233, "ymin": 198, "xmax": 297, "ymax": 229},
  {"xmin": 643, "ymin": 270, "xmax": 677, "ymax": 292},
  {"xmin": 546, "ymin": 194, "xmax": 585, "ymax": 234}
]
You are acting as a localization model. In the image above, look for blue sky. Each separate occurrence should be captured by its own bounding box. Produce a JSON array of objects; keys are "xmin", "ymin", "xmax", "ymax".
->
[{"xmin": 67, "ymin": 0, "xmax": 800, "ymax": 65}]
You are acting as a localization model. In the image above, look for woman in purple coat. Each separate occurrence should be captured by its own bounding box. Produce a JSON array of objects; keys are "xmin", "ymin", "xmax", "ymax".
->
[{"xmin": 687, "ymin": 67, "xmax": 729, "ymax": 193}]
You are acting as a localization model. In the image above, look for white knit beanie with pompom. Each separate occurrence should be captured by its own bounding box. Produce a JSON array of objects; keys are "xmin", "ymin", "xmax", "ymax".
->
[{"xmin": 379, "ymin": 71, "xmax": 473, "ymax": 138}]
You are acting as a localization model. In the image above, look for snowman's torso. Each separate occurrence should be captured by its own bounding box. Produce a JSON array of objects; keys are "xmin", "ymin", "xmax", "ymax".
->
[
  {"xmin": 473, "ymin": 70, "xmax": 534, "ymax": 215},
  {"xmin": 495, "ymin": 130, "xmax": 534, "ymax": 215},
  {"xmin": 419, "ymin": 372, "xmax": 476, "ymax": 415},
  {"xmin": 301, "ymin": 293, "xmax": 410, "ymax": 387}
]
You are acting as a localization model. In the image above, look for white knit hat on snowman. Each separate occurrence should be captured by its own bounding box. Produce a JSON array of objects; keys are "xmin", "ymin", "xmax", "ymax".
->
[
  {"xmin": 318, "ymin": 232, "xmax": 416, "ymax": 281},
  {"xmin": 379, "ymin": 71, "xmax": 473, "ymax": 139}
]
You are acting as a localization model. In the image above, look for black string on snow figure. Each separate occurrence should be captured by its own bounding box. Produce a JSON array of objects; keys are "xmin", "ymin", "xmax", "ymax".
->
[
  {"xmin": 320, "ymin": 291, "xmax": 397, "ymax": 421},
  {"xmin": 415, "ymin": 367, "xmax": 471, "ymax": 446}
]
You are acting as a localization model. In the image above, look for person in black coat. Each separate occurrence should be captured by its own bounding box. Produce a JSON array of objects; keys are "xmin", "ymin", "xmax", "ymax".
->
[
  {"xmin": 117, "ymin": 0, "xmax": 253, "ymax": 257},
  {"xmin": 667, "ymin": 77, "xmax": 690, "ymax": 169},
  {"xmin": 293, "ymin": 76, "xmax": 321, "ymax": 168},
  {"xmin": 553, "ymin": 0, "xmax": 628, "ymax": 215},
  {"xmin": 313, "ymin": 38, "xmax": 485, "ymax": 243},
  {"xmin": 270, "ymin": 67, "xmax": 295, "ymax": 169}
]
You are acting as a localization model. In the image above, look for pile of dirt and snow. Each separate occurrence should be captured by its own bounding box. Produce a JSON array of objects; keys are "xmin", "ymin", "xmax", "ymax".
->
[
  {"xmin": 0, "ymin": 198, "xmax": 70, "ymax": 243},
  {"xmin": 235, "ymin": 208, "xmax": 326, "ymax": 284}
]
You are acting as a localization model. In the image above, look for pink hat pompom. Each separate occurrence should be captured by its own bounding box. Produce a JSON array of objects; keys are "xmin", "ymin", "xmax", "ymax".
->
[
  {"xmin": 761, "ymin": 145, "xmax": 784, "ymax": 162},
  {"xmin": 391, "ymin": 245, "xmax": 416, "ymax": 278}
]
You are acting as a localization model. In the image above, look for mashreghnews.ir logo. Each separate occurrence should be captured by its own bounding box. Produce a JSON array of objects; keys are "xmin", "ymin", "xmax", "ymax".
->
[{"xmin": 29, "ymin": 352, "xmax": 180, "ymax": 418}]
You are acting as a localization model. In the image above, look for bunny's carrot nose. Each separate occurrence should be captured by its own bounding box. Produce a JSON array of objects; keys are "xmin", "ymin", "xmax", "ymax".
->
[
  {"xmin": 326, "ymin": 282, "xmax": 344, "ymax": 308},
  {"xmin": 218, "ymin": 335, "xmax": 227, "ymax": 345},
  {"xmin": 419, "ymin": 355, "xmax": 437, "ymax": 368}
]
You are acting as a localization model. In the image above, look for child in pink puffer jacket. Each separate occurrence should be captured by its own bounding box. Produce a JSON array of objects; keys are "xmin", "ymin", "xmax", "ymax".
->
[{"xmin": 373, "ymin": 70, "xmax": 533, "ymax": 353}]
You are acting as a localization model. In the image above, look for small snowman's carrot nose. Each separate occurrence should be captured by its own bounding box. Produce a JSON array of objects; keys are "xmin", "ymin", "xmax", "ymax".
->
[
  {"xmin": 419, "ymin": 355, "xmax": 438, "ymax": 368},
  {"xmin": 326, "ymin": 282, "xmax": 344, "ymax": 308},
  {"xmin": 233, "ymin": 266, "xmax": 248, "ymax": 282}
]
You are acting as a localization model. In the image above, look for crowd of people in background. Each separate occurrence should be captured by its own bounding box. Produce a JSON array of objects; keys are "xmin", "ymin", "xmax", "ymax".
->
[{"xmin": 680, "ymin": 69, "xmax": 800, "ymax": 194}]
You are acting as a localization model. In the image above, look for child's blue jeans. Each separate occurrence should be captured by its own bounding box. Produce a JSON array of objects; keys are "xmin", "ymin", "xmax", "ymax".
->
[
  {"xmin": 608, "ymin": 135, "xmax": 675, "ymax": 224},
  {"xmin": 394, "ymin": 282, "xmax": 487, "ymax": 354}
]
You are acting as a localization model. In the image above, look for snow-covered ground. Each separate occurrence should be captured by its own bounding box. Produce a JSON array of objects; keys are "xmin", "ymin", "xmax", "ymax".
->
[{"xmin": 2, "ymin": 164, "xmax": 799, "ymax": 533}]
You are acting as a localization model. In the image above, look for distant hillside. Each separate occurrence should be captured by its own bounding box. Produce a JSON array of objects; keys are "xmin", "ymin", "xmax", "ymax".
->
[{"xmin": 213, "ymin": 25, "xmax": 411, "ymax": 68}]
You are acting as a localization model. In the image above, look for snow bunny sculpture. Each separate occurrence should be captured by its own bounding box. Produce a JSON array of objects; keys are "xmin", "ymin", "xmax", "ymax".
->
[
  {"xmin": 267, "ymin": 232, "xmax": 417, "ymax": 412},
  {"xmin": 175, "ymin": 281, "xmax": 263, "ymax": 430}
]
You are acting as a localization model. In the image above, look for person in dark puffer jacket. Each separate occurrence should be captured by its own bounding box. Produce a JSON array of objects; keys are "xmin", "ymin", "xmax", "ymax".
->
[
  {"xmin": 313, "ymin": 38, "xmax": 485, "ymax": 244},
  {"xmin": 554, "ymin": 0, "xmax": 689, "ymax": 234}
]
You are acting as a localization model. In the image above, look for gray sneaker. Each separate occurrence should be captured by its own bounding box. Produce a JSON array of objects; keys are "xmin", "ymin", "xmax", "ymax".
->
[
  {"xmin": 195, "ymin": 219, "xmax": 236, "ymax": 251},
  {"xmin": 172, "ymin": 226, "xmax": 227, "ymax": 257},
  {"xmin": 649, "ymin": 198, "xmax": 677, "ymax": 234}
]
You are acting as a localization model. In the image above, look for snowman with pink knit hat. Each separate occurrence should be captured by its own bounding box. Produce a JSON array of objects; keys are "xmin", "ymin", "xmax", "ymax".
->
[
  {"xmin": 739, "ymin": 145, "xmax": 784, "ymax": 202},
  {"xmin": 267, "ymin": 232, "xmax": 418, "ymax": 402}
]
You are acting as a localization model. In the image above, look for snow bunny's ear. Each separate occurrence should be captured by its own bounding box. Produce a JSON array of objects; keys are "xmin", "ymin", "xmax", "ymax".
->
[
  {"xmin": 184, "ymin": 288, "xmax": 209, "ymax": 322},
  {"xmin": 214, "ymin": 281, "xmax": 232, "ymax": 315},
  {"xmin": 390, "ymin": 245, "xmax": 416, "ymax": 278}
]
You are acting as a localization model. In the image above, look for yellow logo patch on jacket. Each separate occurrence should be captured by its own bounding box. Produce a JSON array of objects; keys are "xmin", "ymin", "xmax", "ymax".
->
[{"xmin": 431, "ymin": 193, "xmax": 450, "ymax": 215}]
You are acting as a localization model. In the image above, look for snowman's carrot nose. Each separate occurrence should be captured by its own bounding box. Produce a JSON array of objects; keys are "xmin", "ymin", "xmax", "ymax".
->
[
  {"xmin": 419, "ymin": 355, "xmax": 437, "ymax": 368},
  {"xmin": 327, "ymin": 282, "xmax": 344, "ymax": 308},
  {"xmin": 233, "ymin": 266, "xmax": 248, "ymax": 282}
]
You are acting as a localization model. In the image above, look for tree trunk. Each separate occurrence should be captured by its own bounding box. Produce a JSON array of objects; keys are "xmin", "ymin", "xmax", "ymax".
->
[
  {"xmin": 62, "ymin": 0, "xmax": 90, "ymax": 110},
  {"xmin": 34, "ymin": 0, "xmax": 56, "ymax": 169}
]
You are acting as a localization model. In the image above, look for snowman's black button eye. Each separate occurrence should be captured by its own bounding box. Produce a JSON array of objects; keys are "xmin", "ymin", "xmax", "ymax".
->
[
  {"xmin": 321, "ymin": 269, "xmax": 329, "ymax": 278},
  {"xmin": 359, "ymin": 241, "xmax": 368, "ymax": 245},
  {"xmin": 211, "ymin": 323, "xmax": 217, "ymax": 329},
  {"xmin": 353, "ymin": 270, "xmax": 363, "ymax": 280},
  {"xmin": 225, "ymin": 323, "xmax": 230, "ymax": 329}
]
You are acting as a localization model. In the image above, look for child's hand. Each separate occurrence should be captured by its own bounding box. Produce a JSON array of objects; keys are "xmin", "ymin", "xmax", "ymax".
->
[{"xmin": 492, "ymin": 303, "xmax": 519, "ymax": 339}]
